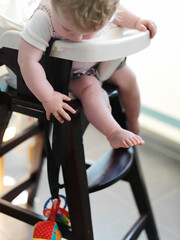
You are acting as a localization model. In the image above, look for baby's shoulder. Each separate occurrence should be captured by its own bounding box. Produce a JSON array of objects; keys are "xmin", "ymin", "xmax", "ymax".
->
[
  {"xmin": 37, "ymin": 0, "xmax": 52, "ymax": 19},
  {"xmin": 30, "ymin": 8, "xmax": 51, "ymax": 29}
]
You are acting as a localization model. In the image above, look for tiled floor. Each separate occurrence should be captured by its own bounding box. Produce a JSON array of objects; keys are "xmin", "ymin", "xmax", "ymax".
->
[{"xmin": 0, "ymin": 123, "xmax": 180, "ymax": 240}]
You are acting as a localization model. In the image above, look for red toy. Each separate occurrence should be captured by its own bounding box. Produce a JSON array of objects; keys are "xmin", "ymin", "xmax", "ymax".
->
[{"xmin": 33, "ymin": 195, "xmax": 70, "ymax": 240}]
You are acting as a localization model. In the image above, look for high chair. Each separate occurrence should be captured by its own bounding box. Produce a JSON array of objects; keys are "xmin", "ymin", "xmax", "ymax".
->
[{"xmin": 0, "ymin": 21, "xmax": 159, "ymax": 240}]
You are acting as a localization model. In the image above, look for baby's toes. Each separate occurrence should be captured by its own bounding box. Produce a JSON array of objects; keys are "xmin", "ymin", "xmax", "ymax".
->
[
  {"xmin": 129, "ymin": 137, "xmax": 138, "ymax": 146},
  {"xmin": 122, "ymin": 139, "xmax": 131, "ymax": 148},
  {"xmin": 132, "ymin": 136, "xmax": 140, "ymax": 144},
  {"xmin": 125, "ymin": 138, "xmax": 135, "ymax": 147},
  {"xmin": 135, "ymin": 136, "xmax": 145, "ymax": 145}
]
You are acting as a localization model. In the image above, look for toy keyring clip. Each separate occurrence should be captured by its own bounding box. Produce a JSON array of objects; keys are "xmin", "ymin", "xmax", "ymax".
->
[
  {"xmin": 43, "ymin": 195, "xmax": 71, "ymax": 227},
  {"xmin": 43, "ymin": 195, "xmax": 67, "ymax": 212}
]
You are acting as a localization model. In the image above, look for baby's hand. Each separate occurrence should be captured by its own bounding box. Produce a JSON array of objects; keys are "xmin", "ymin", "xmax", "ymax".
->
[
  {"xmin": 135, "ymin": 18, "xmax": 157, "ymax": 39},
  {"xmin": 42, "ymin": 91, "xmax": 76, "ymax": 123}
]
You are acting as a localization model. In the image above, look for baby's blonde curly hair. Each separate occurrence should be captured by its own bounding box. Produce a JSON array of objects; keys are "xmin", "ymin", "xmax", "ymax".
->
[{"xmin": 51, "ymin": 0, "xmax": 119, "ymax": 31}]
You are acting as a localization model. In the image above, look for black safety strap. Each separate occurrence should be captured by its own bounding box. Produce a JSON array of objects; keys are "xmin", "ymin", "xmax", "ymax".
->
[
  {"xmin": 44, "ymin": 121, "xmax": 63, "ymax": 198},
  {"xmin": 43, "ymin": 38, "xmax": 72, "ymax": 198}
]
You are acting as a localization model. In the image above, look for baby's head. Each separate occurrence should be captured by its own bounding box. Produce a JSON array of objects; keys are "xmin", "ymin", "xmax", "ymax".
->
[{"xmin": 51, "ymin": 0, "xmax": 119, "ymax": 41}]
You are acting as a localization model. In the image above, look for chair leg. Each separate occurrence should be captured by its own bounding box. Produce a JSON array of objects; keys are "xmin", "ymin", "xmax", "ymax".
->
[
  {"xmin": 125, "ymin": 148, "xmax": 159, "ymax": 240},
  {"xmin": 52, "ymin": 113, "xmax": 94, "ymax": 240}
]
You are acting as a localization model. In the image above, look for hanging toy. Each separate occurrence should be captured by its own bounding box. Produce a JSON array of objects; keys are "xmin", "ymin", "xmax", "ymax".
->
[
  {"xmin": 43, "ymin": 195, "xmax": 71, "ymax": 227},
  {"xmin": 33, "ymin": 197, "xmax": 63, "ymax": 240}
]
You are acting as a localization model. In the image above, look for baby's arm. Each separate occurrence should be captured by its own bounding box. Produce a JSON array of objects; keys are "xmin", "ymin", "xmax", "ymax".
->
[
  {"xmin": 18, "ymin": 38, "xmax": 76, "ymax": 123},
  {"xmin": 113, "ymin": 5, "xmax": 157, "ymax": 39}
]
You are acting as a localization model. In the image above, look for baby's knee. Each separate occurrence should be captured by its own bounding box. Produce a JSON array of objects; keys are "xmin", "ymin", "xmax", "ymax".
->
[
  {"xmin": 118, "ymin": 68, "xmax": 137, "ymax": 90},
  {"xmin": 81, "ymin": 76, "xmax": 100, "ymax": 92},
  {"xmin": 127, "ymin": 70, "xmax": 137, "ymax": 86},
  {"xmin": 74, "ymin": 76, "xmax": 100, "ymax": 99}
]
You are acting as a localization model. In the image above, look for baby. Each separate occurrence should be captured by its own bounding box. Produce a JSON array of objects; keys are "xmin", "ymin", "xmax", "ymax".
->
[{"xmin": 18, "ymin": 0, "xmax": 157, "ymax": 149}]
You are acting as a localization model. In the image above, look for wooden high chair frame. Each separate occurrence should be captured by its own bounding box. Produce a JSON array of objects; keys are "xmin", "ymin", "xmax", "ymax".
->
[{"xmin": 0, "ymin": 28, "xmax": 159, "ymax": 240}]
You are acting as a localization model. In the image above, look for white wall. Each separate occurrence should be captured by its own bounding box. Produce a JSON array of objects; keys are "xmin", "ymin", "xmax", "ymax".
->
[{"xmin": 121, "ymin": 0, "xmax": 180, "ymax": 121}]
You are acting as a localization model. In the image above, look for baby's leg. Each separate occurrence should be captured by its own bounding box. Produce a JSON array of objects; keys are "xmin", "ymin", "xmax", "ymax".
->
[
  {"xmin": 70, "ymin": 75, "xmax": 144, "ymax": 148},
  {"xmin": 108, "ymin": 64, "xmax": 141, "ymax": 134}
]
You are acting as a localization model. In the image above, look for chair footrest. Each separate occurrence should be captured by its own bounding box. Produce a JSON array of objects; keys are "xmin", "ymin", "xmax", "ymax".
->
[
  {"xmin": 123, "ymin": 214, "xmax": 148, "ymax": 240},
  {"xmin": 87, "ymin": 147, "xmax": 134, "ymax": 193}
]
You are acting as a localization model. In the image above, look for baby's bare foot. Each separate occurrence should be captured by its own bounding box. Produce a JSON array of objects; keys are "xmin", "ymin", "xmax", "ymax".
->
[{"xmin": 107, "ymin": 128, "xmax": 144, "ymax": 149}]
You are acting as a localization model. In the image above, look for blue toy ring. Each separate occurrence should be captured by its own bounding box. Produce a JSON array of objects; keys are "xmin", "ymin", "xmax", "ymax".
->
[{"xmin": 43, "ymin": 194, "xmax": 67, "ymax": 212}]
